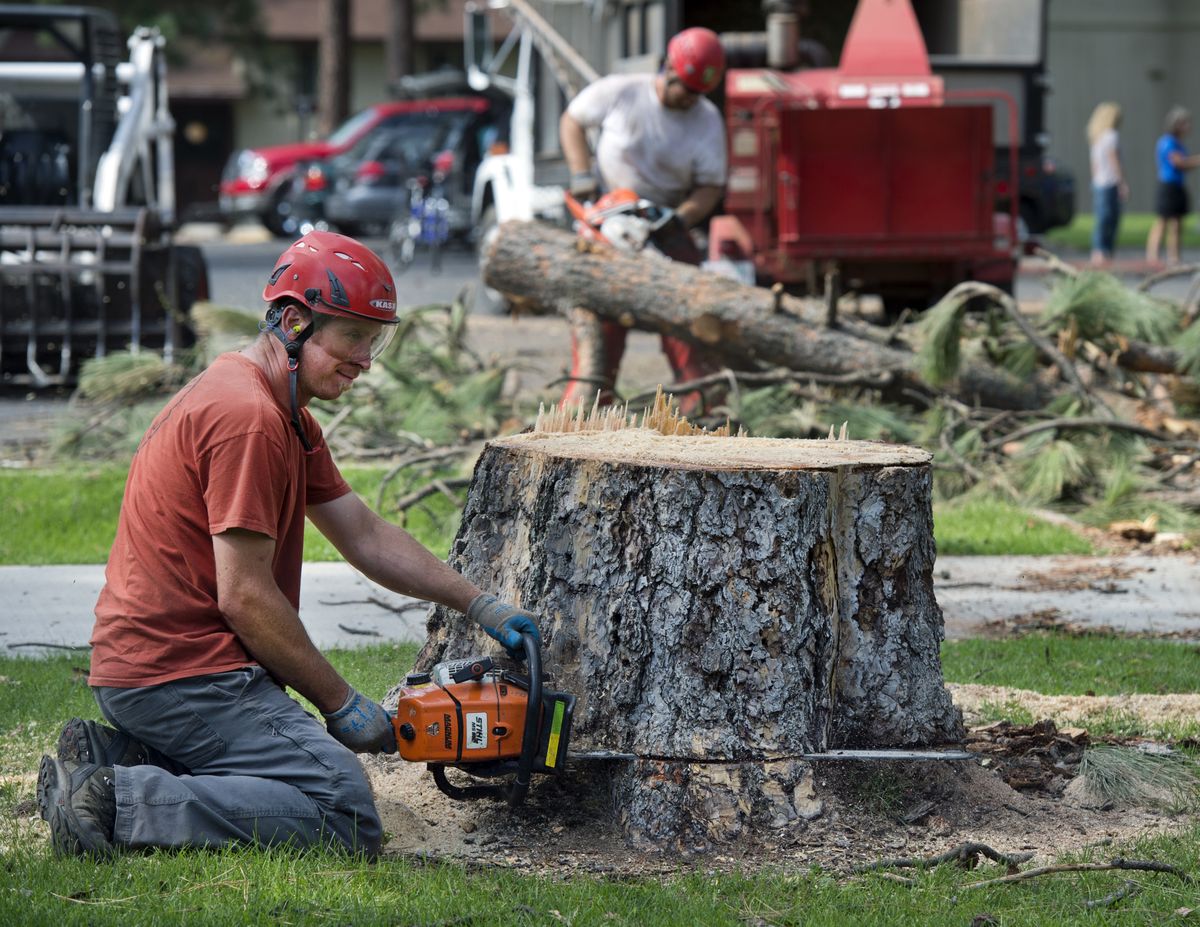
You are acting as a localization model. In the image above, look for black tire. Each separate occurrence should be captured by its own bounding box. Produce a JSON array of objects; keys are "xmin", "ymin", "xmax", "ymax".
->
[
  {"xmin": 472, "ymin": 204, "xmax": 509, "ymax": 315},
  {"xmin": 261, "ymin": 182, "xmax": 297, "ymax": 238}
]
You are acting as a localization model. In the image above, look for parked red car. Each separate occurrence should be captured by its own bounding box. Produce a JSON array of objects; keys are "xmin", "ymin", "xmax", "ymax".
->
[{"xmin": 219, "ymin": 97, "xmax": 493, "ymax": 236}]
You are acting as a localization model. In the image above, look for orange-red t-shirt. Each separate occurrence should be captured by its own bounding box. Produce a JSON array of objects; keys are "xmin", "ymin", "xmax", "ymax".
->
[{"xmin": 89, "ymin": 353, "xmax": 351, "ymax": 687}]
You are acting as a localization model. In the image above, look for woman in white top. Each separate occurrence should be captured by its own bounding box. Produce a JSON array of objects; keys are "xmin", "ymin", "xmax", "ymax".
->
[{"xmin": 1087, "ymin": 102, "xmax": 1128, "ymax": 266}]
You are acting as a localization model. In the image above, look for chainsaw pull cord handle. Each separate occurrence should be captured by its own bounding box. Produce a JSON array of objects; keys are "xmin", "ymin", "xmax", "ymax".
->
[{"xmin": 508, "ymin": 630, "xmax": 541, "ymax": 809}]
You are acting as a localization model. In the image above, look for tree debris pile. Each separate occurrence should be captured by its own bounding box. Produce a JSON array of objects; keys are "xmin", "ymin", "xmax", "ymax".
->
[{"xmin": 965, "ymin": 719, "xmax": 1089, "ymax": 796}]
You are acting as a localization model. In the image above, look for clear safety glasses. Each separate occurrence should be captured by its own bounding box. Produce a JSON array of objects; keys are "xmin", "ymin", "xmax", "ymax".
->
[{"xmin": 312, "ymin": 314, "xmax": 398, "ymax": 363}]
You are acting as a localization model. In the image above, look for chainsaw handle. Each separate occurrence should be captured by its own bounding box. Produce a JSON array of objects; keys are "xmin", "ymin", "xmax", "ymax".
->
[{"xmin": 508, "ymin": 630, "xmax": 541, "ymax": 808}]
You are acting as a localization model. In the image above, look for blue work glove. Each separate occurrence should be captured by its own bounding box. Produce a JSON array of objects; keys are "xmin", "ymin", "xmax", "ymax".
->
[
  {"xmin": 467, "ymin": 593, "xmax": 542, "ymax": 661},
  {"xmin": 323, "ymin": 687, "xmax": 397, "ymax": 754}
]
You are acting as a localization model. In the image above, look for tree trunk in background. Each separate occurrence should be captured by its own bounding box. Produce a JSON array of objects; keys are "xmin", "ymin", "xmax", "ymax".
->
[
  {"xmin": 482, "ymin": 220, "xmax": 1047, "ymax": 411},
  {"xmin": 411, "ymin": 430, "xmax": 964, "ymax": 849},
  {"xmin": 385, "ymin": 0, "xmax": 415, "ymax": 88},
  {"xmin": 318, "ymin": 0, "xmax": 351, "ymax": 137}
]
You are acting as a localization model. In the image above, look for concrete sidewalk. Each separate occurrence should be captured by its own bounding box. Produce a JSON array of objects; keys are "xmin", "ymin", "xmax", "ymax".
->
[
  {"xmin": 2, "ymin": 553, "xmax": 1196, "ymax": 656},
  {"xmin": 1, "ymin": 563, "xmax": 429, "ymax": 656}
]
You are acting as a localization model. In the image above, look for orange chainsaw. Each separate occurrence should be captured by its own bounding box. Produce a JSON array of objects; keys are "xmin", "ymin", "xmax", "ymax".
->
[
  {"xmin": 392, "ymin": 633, "xmax": 975, "ymax": 806},
  {"xmin": 391, "ymin": 633, "xmax": 576, "ymax": 808}
]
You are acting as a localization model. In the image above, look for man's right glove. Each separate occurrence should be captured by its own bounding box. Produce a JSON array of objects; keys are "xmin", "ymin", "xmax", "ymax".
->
[
  {"xmin": 467, "ymin": 593, "xmax": 542, "ymax": 661},
  {"xmin": 569, "ymin": 171, "xmax": 598, "ymax": 202},
  {"xmin": 323, "ymin": 687, "xmax": 397, "ymax": 754}
]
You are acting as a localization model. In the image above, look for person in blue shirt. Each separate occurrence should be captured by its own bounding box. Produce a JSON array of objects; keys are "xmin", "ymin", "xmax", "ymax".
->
[{"xmin": 1147, "ymin": 106, "xmax": 1200, "ymax": 265}]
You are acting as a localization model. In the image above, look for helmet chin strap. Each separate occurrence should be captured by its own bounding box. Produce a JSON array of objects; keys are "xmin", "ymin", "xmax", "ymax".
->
[{"xmin": 260, "ymin": 310, "xmax": 316, "ymax": 452}]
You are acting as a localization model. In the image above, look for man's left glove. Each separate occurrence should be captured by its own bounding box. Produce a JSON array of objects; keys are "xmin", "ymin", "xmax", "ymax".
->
[
  {"xmin": 323, "ymin": 687, "xmax": 397, "ymax": 754},
  {"xmin": 467, "ymin": 593, "xmax": 542, "ymax": 661}
]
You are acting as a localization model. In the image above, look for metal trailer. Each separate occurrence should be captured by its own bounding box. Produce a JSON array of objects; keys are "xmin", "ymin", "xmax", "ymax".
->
[{"xmin": 0, "ymin": 5, "xmax": 208, "ymax": 387}]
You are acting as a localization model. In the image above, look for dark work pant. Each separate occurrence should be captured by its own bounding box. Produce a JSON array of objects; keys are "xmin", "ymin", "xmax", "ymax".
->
[{"xmin": 94, "ymin": 665, "xmax": 381, "ymax": 855}]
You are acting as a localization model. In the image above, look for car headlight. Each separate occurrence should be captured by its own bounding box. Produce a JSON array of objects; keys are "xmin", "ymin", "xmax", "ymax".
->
[{"xmin": 236, "ymin": 150, "xmax": 270, "ymax": 187}]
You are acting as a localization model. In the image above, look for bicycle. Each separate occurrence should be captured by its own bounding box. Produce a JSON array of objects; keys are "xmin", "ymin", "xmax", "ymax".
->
[{"xmin": 388, "ymin": 171, "xmax": 451, "ymax": 274}]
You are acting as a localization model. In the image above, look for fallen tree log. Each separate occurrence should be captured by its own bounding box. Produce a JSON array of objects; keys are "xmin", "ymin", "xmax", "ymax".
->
[
  {"xmin": 482, "ymin": 220, "xmax": 1045, "ymax": 410},
  {"xmin": 404, "ymin": 415, "xmax": 964, "ymax": 849}
]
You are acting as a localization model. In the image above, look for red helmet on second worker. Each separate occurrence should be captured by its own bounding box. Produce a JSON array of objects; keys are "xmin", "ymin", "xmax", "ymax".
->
[
  {"xmin": 263, "ymin": 230, "xmax": 398, "ymax": 325},
  {"xmin": 666, "ymin": 27, "xmax": 725, "ymax": 95}
]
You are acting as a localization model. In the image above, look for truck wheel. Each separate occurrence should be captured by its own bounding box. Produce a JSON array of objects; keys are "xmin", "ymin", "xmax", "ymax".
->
[
  {"xmin": 473, "ymin": 205, "xmax": 510, "ymax": 315},
  {"xmin": 262, "ymin": 185, "xmax": 296, "ymax": 238}
]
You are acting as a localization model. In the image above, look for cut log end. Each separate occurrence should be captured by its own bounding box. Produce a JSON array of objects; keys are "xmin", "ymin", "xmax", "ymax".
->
[{"xmin": 496, "ymin": 429, "xmax": 932, "ymax": 472}]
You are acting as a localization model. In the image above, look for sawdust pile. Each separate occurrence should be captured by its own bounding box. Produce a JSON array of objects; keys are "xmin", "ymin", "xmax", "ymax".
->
[
  {"xmin": 950, "ymin": 683, "xmax": 1200, "ymax": 728},
  {"xmin": 359, "ymin": 748, "xmax": 1193, "ymax": 876}
]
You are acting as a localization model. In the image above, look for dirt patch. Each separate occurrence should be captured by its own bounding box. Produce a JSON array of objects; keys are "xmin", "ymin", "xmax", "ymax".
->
[
  {"xmin": 978, "ymin": 607, "xmax": 1200, "ymax": 640},
  {"xmin": 362, "ymin": 739, "xmax": 1193, "ymax": 876},
  {"xmin": 950, "ymin": 683, "xmax": 1200, "ymax": 730},
  {"xmin": 1011, "ymin": 560, "xmax": 1143, "ymax": 593}
]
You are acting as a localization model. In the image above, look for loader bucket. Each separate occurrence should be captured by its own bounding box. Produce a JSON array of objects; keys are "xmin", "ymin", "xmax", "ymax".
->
[{"xmin": 0, "ymin": 206, "xmax": 203, "ymax": 387}]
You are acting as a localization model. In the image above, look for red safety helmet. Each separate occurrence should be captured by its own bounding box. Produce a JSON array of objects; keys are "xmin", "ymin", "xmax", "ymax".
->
[
  {"xmin": 666, "ymin": 27, "xmax": 725, "ymax": 95},
  {"xmin": 263, "ymin": 230, "xmax": 398, "ymax": 325}
]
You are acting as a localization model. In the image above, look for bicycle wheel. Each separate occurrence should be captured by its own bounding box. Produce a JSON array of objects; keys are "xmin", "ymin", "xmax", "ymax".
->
[{"xmin": 389, "ymin": 217, "xmax": 416, "ymax": 271}]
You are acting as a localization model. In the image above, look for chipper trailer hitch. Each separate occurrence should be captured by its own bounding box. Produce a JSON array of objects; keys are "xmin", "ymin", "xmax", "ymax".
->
[{"xmin": 392, "ymin": 632, "xmax": 973, "ymax": 809}]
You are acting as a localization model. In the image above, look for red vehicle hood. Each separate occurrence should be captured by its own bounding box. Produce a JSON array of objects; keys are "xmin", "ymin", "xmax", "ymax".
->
[{"xmin": 254, "ymin": 140, "xmax": 339, "ymax": 170}]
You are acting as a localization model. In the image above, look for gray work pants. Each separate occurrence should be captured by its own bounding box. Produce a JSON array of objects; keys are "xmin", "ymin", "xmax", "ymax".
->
[{"xmin": 94, "ymin": 665, "xmax": 381, "ymax": 856}]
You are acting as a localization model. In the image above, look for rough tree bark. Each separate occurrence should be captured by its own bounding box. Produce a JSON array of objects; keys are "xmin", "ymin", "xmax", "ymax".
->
[
  {"xmin": 413, "ymin": 428, "xmax": 964, "ymax": 849},
  {"xmin": 481, "ymin": 220, "xmax": 1045, "ymax": 410}
]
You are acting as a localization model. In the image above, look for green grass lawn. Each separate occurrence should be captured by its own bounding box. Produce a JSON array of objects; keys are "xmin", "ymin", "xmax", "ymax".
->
[
  {"xmin": 1, "ymin": 645, "xmax": 1198, "ymax": 926},
  {"xmin": 941, "ymin": 634, "xmax": 1200, "ymax": 697},
  {"xmin": 0, "ymin": 467, "xmax": 1093, "ymax": 564},
  {"xmin": 1043, "ymin": 210, "xmax": 1200, "ymax": 253},
  {"xmin": 0, "ymin": 465, "xmax": 462, "ymax": 565},
  {"xmin": 932, "ymin": 496, "xmax": 1094, "ymax": 556}
]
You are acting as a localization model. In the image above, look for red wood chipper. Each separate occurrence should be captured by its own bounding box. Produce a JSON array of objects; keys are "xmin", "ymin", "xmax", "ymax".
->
[{"xmin": 710, "ymin": 0, "xmax": 1019, "ymax": 317}]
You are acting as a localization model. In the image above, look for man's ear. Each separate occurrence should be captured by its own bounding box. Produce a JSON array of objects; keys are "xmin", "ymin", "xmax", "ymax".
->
[{"xmin": 281, "ymin": 303, "xmax": 311, "ymax": 335}]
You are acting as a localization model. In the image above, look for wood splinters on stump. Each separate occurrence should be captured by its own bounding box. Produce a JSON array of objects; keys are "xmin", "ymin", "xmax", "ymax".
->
[{"xmin": 536, "ymin": 386, "xmax": 736, "ymax": 438}]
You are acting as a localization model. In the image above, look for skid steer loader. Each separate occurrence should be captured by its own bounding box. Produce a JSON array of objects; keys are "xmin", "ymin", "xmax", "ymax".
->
[{"xmin": 0, "ymin": 4, "xmax": 208, "ymax": 387}]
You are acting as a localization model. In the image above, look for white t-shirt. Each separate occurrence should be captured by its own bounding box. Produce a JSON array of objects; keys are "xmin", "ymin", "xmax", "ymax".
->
[
  {"xmin": 1090, "ymin": 128, "xmax": 1120, "ymax": 189},
  {"xmin": 566, "ymin": 73, "xmax": 727, "ymax": 208}
]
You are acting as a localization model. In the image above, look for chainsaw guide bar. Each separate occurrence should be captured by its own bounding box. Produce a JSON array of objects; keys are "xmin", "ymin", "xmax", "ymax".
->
[{"xmin": 566, "ymin": 748, "xmax": 975, "ymax": 763}]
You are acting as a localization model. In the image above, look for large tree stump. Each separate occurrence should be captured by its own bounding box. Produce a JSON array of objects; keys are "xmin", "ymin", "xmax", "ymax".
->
[{"xmin": 412, "ymin": 423, "xmax": 963, "ymax": 848}]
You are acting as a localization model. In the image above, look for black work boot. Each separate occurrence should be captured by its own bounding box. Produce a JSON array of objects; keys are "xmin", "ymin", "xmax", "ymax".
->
[
  {"xmin": 36, "ymin": 756, "xmax": 117, "ymax": 856},
  {"xmin": 56, "ymin": 717, "xmax": 165, "ymax": 769}
]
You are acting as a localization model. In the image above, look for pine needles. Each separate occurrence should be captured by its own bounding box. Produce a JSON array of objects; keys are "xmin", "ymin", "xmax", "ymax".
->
[
  {"xmin": 1079, "ymin": 745, "xmax": 1200, "ymax": 812},
  {"xmin": 1041, "ymin": 271, "xmax": 1179, "ymax": 345},
  {"xmin": 915, "ymin": 287, "xmax": 971, "ymax": 386},
  {"xmin": 74, "ymin": 352, "xmax": 182, "ymax": 404}
]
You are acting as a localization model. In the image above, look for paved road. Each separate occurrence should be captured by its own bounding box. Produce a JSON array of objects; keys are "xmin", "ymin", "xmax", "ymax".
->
[
  {"xmin": 2, "ymin": 562, "xmax": 429, "ymax": 656},
  {"xmin": 200, "ymin": 237, "xmax": 481, "ymax": 312},
  {"xmin": 3, "ymin": 552, "xmax": 1196, "ymax": 658}
]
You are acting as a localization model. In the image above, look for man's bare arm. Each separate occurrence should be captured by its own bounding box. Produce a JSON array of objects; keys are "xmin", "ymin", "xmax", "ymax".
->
[
  {"xmin": 675, "ymin": 184, "xmax": 724, "ymax": 228},
  {"xmin": 559, "ymin": 111, "xmax": 593, "ymax": 176},
  {"xmin": 307, "ymin": 492, "xmax": 482, "ymax": 614},
  {"xmin": 213, "ymin": 528, "xmax": 349, "ymax": 713}
]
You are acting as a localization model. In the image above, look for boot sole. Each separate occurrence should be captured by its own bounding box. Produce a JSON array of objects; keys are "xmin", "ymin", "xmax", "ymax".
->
[
  {"xmin": 57, "ymin": 717, "xmax": 151, "ymax": 768},
  {"xmin": 36, "ymin": 756, "xmax": 114, "ymax": 857},
  {"xmin": 55, "ymin": 718, "xmax": 96, "ymax": 765}
]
